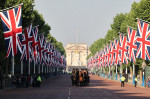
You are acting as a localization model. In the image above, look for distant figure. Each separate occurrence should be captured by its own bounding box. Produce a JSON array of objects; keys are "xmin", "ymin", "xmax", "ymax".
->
[
  {"xmin": 120, "ymin": 75, "xmax": 126, "ymax": 87},
  {"xmin": 134, "ymin": 76, "xmax": 138, "ymax": 88},
  {"xmin": 37, "ymin": 75, "xmax": 42, "ymax": 87}
]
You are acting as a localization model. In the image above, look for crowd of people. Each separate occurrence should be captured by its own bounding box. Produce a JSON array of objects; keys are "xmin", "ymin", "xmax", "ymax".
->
[
  {"xmin": 71, "ymin": 68, "xmax": 90, "ymax": 87},
  {"xmin": 11, "ymin": 74, "xmax": 42, "ymax": 88}
]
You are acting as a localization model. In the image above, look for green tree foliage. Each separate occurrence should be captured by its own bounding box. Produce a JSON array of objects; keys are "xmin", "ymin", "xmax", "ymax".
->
[
  {"xmin": 89, "ymin": 0, "xmax": 150, "ymax": 75},
  {"xmin": 47, "ymin": 33, "xmax": 66, "ymax": 57},
  {"xmin": 111, "ymin": 13, "xmax": 126, "ymax": 35},
  {"xmin": 88, "ymin": 38, "xmax": 106, "ymax": 57},
  {"xmin": 31, "ymin": 10, "xmax": 66, "ymax": 56},
  {"xmin": 32, "ymin": 10, "xmax": 51, "ymax": 37}
]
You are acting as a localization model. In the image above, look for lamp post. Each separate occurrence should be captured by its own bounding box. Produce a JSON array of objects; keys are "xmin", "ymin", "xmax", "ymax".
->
[{"xmin": 142, "ymin": 71, "xmax": 145, "ymax": 86}]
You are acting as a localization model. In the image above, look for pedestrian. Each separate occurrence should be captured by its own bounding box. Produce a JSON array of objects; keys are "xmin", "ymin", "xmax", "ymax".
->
[
  {"xmin": 37, "ymin": 75, "xmax": 42, "ymax": 87},
  {"xmin": 146, "ymin": 76, "xmax": 150, "ymax": 88},
  {"xmin": 134, "ymin": 76, "xmax": 138, "ymax": 88},
  {"xmin": 27, "ymin": 75, "xmax": 31, "ymax": 88},
  {"xmin": 120, "ymin": 75, "xmax": 126, "ymax": 87},
  {"xmin": 30, "ymin": 76, "xmax": 33, "ymax": 87}
]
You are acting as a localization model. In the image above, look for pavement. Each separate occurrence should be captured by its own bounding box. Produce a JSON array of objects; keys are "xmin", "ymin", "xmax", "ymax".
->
[{"xmin": 0, "ymin": 74, "xmax": 150, "ymax": 99}]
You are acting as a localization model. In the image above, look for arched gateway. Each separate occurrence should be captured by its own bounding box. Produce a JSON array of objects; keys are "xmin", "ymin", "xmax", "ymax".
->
[{"xmin": 65, "ymin": 43, "xmax": 90, "ymax": 72}]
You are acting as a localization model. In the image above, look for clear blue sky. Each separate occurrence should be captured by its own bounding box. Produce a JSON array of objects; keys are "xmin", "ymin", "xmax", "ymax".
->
[{"xmin": 34, "ymin": 0, "xmax": 141, "ymax": 47}]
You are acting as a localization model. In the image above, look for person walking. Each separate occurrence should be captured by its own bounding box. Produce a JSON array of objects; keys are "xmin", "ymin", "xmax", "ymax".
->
[
  {"xmin": 120, "ymin": 75, "xmax": 126, "ymax": 87},
  {"xmin": 37, "ymin": 75, "xmax": 42, "ymax": 87},
  {"xmin": 134, "ymin": 76, "xmax": 138, "ymax": 88}
]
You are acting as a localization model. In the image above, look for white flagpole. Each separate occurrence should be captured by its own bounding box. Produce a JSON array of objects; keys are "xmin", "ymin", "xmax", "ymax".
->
[
  {"xmin": 12, "ymin": 56, "xmax": 15, "ymax": 76},
  {"xmin": 21, "ymin": 61, "xmax": 23, "ymax": 74},
  {"xmin": 38, "ymin": 64, "xmax": 40, "ymax": 74},
  {"xmin": 42, "ymin": 64, "xmax": 43, "ymax": 73},
  {"xmin": 34, "ymin": 61, "xmax": 35, "ymax": 74},
  {"xmin": 126, "ymin": 65, "xmax": 127, "ymax": 74},
  {"xmin": 45, "ymin": 65, "xmax": 46, "ymax": 73},
  {"xmin": 0, "ymin": 3, "xmax": 23, "ymax": 12}
]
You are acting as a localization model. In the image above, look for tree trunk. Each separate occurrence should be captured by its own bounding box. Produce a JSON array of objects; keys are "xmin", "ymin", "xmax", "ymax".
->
[{"xmin": 130, "ymin": 67, "xmax": 133, "ymax": 79}]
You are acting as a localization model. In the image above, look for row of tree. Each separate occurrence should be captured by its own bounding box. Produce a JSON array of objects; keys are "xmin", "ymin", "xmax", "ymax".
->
[
  {"xmin": 0, "ymin": 0, "xmax": 66, "ymax": 75},
  {"xmin": 87, "ymin": 0, "xmax": 150, "ymax": 75}
]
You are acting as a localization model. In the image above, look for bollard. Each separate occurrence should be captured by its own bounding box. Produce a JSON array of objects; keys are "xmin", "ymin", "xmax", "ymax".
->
[
  {"xmin": 116, "ymin": 73, "xmax": 118, "ymax": 80},
  {"xmin": 133, "ymin": 75, "xmax": 135, "ymax": 84},
  {"xmin": 109, "ymin": 74, "xmax": 111, "ymax": 79},
  {"xmin": 120, "ymin": 74, "xmax": 122, "ymax": 82},
  {"xmin": 142, "ymin": 75, "xmax": 145, "ymax": 86}
]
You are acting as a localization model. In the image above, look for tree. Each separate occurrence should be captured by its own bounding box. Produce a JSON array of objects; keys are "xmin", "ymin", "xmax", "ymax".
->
[
  {"xmin": 47, "ymin": 33, "xmax": 66, "ymax": 57},
  {"xmin": 111, "ymin": 13, "xmax": 126, "ymax": 35},
  {"xmin": 32, "ymin": 10, "xmax": 51, "ymax": 37}
]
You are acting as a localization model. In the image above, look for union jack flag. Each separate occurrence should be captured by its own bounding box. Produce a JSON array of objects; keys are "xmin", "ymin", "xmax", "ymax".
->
[
  {"xmin": 97, "ymin": 51, "xmax": 102, "ymax": 67},
  {"xmin": 47, "ymin": 42, "xmax": 52, "ymax": 66},
  {"xmin": 119, "ymin": 34, "xmax": 128, "ymax": 64},
  {"xmin": 37, "ymin": 35, "xmax": 44, "ymax": 64},
  {"xmin": 0, "ymin": 6, "xmax": 22, "ymax": 58},
  {"xmin": 31, "ymin": 26, "xmax": 39, "ymax": 63},
  {"xmin": 106, "ymin": 44, "xmax": 111, "ymax": 66},
  {"xmin": 43, "ymin": 37, "xmax": 48, "ymax": 66},
  {"xmin": 114, "ymin": 39, "xmax": 121, "ymax": 65},
  {"xmin": 21, "ymin": 25, "xmax": 33, "ymax": 61},
  {"xmin": 95, "ymin": 52, "xmax": 99, "ymax": 67},
  {"xmin": 136, "ymin": 20, "xmax": 150, "ymax": 60},
  {"xmin": 109, "ymin": 41, "xmax": 115, "ymax": 66},
  {"xmin": 101, "ymin": 49, "xmax": 105, "ymax": 67},
  {"xmin": 127, "ymin": 27, "xmax": 137, "ymax": 63}
]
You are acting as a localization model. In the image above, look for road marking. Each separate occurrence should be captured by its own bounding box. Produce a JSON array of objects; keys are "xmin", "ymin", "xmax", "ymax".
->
[
  {"xmin": 103, "ymin": 90, "xmax": 121, "ymax": 99},
  {"xmin": 103, "ymin": 90, "xmax": 111, "ymax": 96},
  {"xmin": 115, "ymin": 97, "xmax": 121, "ymax": 99},
  {"xmin": 68, "ymin": 88, "xmax": 71, "ymax": 99}
]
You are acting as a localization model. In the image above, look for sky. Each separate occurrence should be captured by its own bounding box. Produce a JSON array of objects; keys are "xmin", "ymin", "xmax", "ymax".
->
[{"xmin": 34, "ymin": 0, "xmax": 141, "ymax": 47}]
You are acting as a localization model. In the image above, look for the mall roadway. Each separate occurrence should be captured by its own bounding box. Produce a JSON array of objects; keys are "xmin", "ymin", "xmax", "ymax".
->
[{"xmin": 0, "ymin": 75, "xmax": 150, "ymax": 99}]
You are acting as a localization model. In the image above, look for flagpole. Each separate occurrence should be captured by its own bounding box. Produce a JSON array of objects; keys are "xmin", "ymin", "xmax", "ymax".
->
[
  {"xmin": 11, "ymin": 56, "xmax": 15, "ymax": 76},
  {"xmin": 0, "ymin": 3, "xmax": 23, "ymax": 12},
  {"xmin": 28, "ymin": 60, "xmax": 30, "ymax": 75},
  {"xmin": 109, "ymin": 66, "xmax": 110, "ymax": 79},
  {"xmin": 21, "ymin": 61, "xmax": 23, "ymax": 74},
  {"xmin": 38, "ymin": 64, "xmax": 40, "ymax": 74},
  {"xmin": 120, "ymin": 65, "xmax": 122, "ymax": 82},
  {"xmin": 126, "ymin": 65, "xmax": 127, "ymax": 74},
  {"xmin": 47, "ymin": 65, "xmax": 48, "ymax": 73},
  {"xmin": 133, "ymin": 64, "xmax": 135, "ymax": 84},
  {"xmin": 42, "ymin": 64, "xmax": 43, "ymax": 73},
  {"xmin": 45, "ymin": 65, "xmax": 46, "ymax": 73},
  {"xmin": 116, "ymin": 65, "xmax": 117, "ymax": 80},
  {"xmin": 34, "ymin": 61, "xmax": 35, "ymax": 74}
]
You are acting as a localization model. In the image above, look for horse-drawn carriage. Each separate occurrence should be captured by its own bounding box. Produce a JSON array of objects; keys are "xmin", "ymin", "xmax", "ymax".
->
[{"xmin": 71, "ymin": 68, "xmax": 90, "ymax": 86}]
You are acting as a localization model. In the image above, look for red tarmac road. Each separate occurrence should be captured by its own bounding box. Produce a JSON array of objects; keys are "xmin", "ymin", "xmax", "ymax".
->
[{"xmin": 0, "ymin": 74, "xmax": 150, "ymax": 99}]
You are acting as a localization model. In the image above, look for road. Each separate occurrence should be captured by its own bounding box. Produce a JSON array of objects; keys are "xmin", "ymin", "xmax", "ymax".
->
[{"xmin": 0, "ymin": 74, "xmax": 150, "ymax": 99}]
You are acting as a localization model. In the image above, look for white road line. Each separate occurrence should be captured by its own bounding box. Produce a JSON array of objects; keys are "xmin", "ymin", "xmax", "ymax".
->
[
  {"xmin": 115, "ymin": 97, "xmax": 121, "ymax": 99},
  {"xmin": 68, "ymin": 88, "xmax": 71, "ymax": 99},
  {"xmin": 103, "ymin": 90, "xmax": 121, "ymax": 99},
  {"xmin": 103, "ymin": 90, "xmax": 111, "ymax": 96}
]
